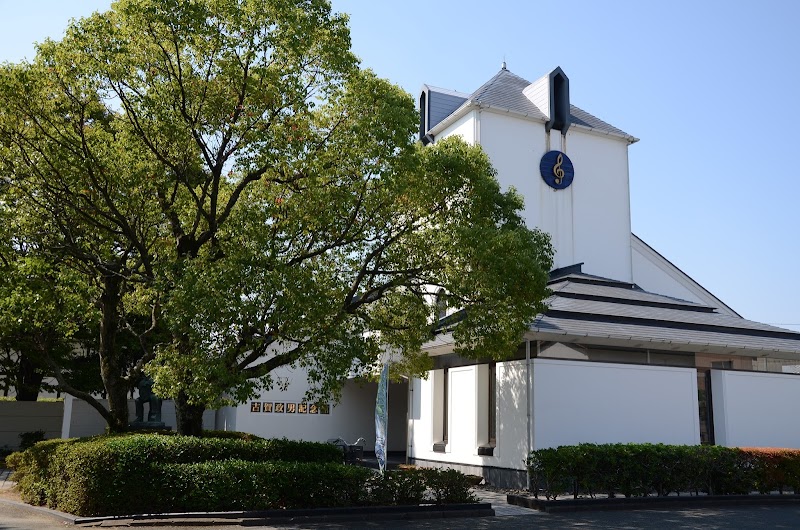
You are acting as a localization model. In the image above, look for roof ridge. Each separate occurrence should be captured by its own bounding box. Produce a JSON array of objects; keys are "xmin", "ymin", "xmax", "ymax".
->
[{"xmin": 470, "ymin": 68, "xmax": 531, "ymax": 102}]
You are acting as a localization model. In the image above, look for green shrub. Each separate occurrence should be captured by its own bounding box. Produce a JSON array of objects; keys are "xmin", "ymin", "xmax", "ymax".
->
[
  {"xmin": 527, "ymin": 447, "xmax": 574, "ymax": 499},
  {"xmin": 18, "ymin": 430, "xmax": 46, "ymax": 451},
  {"xmin": 422, "ymin": 468, "xmax": 478, "ymax": 504},
  {"xmin": 528, "ymin": 444, "xmax": 800, "ymax": 500},
  {"xmin": 55, "ymin": 459, "xmax": 374, "ymax": 516},
  {"xmin": 9, "ymin": 432, "xmax": 478, "ymax": 516},
  {"xmin": 6, "ymin": 438, "xmax": 78, "ymax": 506},
  {"xmin": 201, "ymin": 430, "xmax": 263, "ymax": 441},
  {"xmin": 367, "ymin": 469, "xmax": 427, "ymax": 505},
  {"xmin": 10, "ymin": 434, "xmax": 340, "ymax": 511},
  {"xmin": 89, "ymin": 434, "xmax": 342, "ymax": 468}
]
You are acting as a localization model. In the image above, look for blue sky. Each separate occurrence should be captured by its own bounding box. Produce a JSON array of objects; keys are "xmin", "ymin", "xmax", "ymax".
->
[{"xmin": 2, "ymin": 1, "xmax": 799, "ymax": 330}]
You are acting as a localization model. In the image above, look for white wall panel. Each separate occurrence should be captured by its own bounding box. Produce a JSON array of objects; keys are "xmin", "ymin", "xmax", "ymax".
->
[
  {"xmin": 0, "ymin": 401, "xmax": 62, "ymax": 449},
  {"xmin": 240, "ymin": 369, "xmax": 408, "ymax": 451},
  {"xmin": 448, "ymin": 367, "xmax": 476, "ymax": 455},
  {"xmin": 567, "ymin": 129, "xmax": 632, "ymax": 281},
  {"xmin": 410, "ymin": 360, "xmax": 531, "ymax": 472},
  {"xmin": 64, "ymin": 397, "xmax": 215, "ymax": 438},
  {"xmin": 495, "ymin": 360, "xmax": 531, "ymax": 470},
  {"xmin": 477, "ymin": 111, "xmax": 632, "ymax": 281},
  {"xmin": 631, "ymin": 236, "xmax": 738, "ymax": 316},
  {"xmin": 438, "ymin": 111, "xmax": 475, "ymax": 145},
  {"xmin": 532, "ymin": 358, "xmax": 700, "ymax": 448},
  {"xmin": 711, "ymin": 369, "xmax": 800, "ymax": 448}
]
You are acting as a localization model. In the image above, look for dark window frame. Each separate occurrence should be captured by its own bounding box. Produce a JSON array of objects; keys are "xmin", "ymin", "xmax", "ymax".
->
[{"xmin": 488, "ymin": 362, "xmax": 496, "ymax": 446}]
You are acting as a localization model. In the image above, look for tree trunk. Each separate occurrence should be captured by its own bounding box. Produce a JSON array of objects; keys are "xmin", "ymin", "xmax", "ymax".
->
[
  {"xmin": 98, "ymin": 269, "xmax": 130, "ymax": 432},
  {"xmin": 171, "ymin": 242, "xmax": 207, "ymax": 437},
  {"xmin": 175, "ymin": 390, "xmax": 205, "ymax": 436},
  {"xmin": 15, "ymin": 354, "xmax": 44, "ymax": 401}
]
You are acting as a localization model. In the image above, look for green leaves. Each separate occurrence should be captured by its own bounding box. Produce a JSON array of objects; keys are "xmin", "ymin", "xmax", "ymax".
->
[{"xmin": 0, "ymin": 0, "xmax": 553, "ymax": 423}]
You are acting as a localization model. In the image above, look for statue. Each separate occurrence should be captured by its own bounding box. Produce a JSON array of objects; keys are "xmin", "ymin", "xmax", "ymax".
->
[
  {"xmin": 130, "ymin": 376, "xmax": 168, "ymax": 430},
  {"xmin": 135, "ymin": 376, "xmax": 162, "ymax": 422}
]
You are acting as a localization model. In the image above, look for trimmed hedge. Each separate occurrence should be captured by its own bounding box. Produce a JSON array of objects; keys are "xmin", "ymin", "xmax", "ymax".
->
[
  {"xmin": 367, "ymin": 468, "xmax": 477, "ymax": 506},
  {"xmin": 6, "ymin": 433, "xmax": 341, "ymax": 511},
  {"xmin": 7, "ymin": 433, "xmax": 477, "ymax": 516},
  {"xmin": 527, "ymin": 444, "xmax": 800, "ymax": 500},
  {"xmin": 58, "ymin": 459, "xmax": 374, "ymax": 515}
]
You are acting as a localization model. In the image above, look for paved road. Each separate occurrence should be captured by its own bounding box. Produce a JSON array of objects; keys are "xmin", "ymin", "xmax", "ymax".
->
[
  {"xmin": 2, "ymin": 500, "xmax": 800, "ymax": 530},
  {"xmin": 3, "ymin": 475, "xmax": 799, "ymax": 530}
]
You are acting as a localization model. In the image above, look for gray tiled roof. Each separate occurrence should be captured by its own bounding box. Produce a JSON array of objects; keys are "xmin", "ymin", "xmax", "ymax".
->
[
  {"xmin": 535, "ymin": 275, "xmax": 800, "ymax": 355},
  {"xmin": 435, "ymin": 68, "xmax": 635, "ymax": 140},
  {"xmin": 550, "ymin": 274, "xmax": 709, "ymax": 310},
  {"xmin": 547, "ymin": 297, "xmax": 794, "ymax": 335},
  {"xmin": 569, "ymin": 105, "xmax": 633, "ymax": 140},
  {"xmin": 467, "ymin": 69, "xmax": 548, "ymax": 120},
  {"xmin": 425, "ymin": 86, "xmax": 469, "ymax": 132},
  {"xmin": 534, "ymin": 316, "xmax": 800, "ymax": 355}
]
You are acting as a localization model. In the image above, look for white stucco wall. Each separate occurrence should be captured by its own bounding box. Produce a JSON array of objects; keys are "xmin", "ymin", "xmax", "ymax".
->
[
  {"xmin": 409, "ymin": 360, "xmax": 531, "ymax": 473},
  {"xmin": 437, "ymin": 111, "xmax": 476, "ymax": 145},
  {"xmin": 411, "ymin": 357, "xmax": 701, "ymax": 473},
  {"xmin": 632, "ymin": 244, "xmax": 704, "ymax": 303},
  {"xmin": 711, "ymin": 369, "xmax": 800, "ymax": 448},
  {"xmin": 468, "ymin": 110, "xmax": 633, "ymax": 281},
  {"xmin": 631, "ymin": 235, "xmax": 739, "ymax": 316},
  {"xmin": 0, "ymin": 401, "xmax": 63, "ymax": 449},
  {"xmin": 567, "ymin": 129, "xmax": 632, "ymax": 282},
  {"xmin": 239, "ymin": 370, "xmax": 408, "ymax": 452},
  {"xmin": 495, "ymin": 360, "xmax": 532, "ymax": 470},
  {"xmin": 62, "ymin": 396, "xmax": 216, "ymax": 438},
  {"xmin": 532, "ymin": 358, "xmax": 700, "ymax": 448},
  {"xmin": 477, "ymin": 111, "xmax": 548, "ymax": 251}
]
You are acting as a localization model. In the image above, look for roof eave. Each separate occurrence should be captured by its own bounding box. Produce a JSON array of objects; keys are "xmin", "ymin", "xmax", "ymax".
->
[
  {"xmin": 427, "ymin": 99, "xmax": 478, "ymax": 137},
  {"xmin": 570, "ymin": 122, "xmax": 639, "ymax": 144},
  {"xmin": 428, "ymin": 102, "xmax": 639, "ymax": 145},
  {"xmin": 524, "ymin": 328, "xmax": 800, "ymax": 359}
]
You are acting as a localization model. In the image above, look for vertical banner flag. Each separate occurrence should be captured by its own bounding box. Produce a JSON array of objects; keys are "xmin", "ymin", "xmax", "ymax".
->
[{"xmin": 375, "ymin": 362, "xmax": 389, "ymax": 474}]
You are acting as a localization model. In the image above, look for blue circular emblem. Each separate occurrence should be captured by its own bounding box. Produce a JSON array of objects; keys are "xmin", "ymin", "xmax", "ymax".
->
[{"xmin": 540, "ymin": 150, "xmax": 574, "ymax": 190}]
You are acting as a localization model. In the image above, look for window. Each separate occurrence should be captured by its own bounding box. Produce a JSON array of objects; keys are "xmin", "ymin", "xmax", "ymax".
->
[
  {"xmin": 488, "ymin": 362, "xmax": 496, "ymax": 446},
  {"xmin": 477, "ymin": 362, "xmax": 496, "ymax": 456},
  {"xmin": 443, "ymin": 367, "xmax": 449, "ymax": 443},
  {"xmin": 697, "ymin": 369, "xmax": 715, "ymax": 444},
  {"xmin": 711, "ymin": 361, "xmax": 733, "ymax": 370},
  {"xmin": 432, "ymin": 367, "xmax": 448, "ymax": 453}
]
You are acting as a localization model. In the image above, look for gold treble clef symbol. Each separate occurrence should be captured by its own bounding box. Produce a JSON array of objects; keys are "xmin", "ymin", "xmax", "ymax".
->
[{"xmin": 553, "ymin": 153, "xmax": 565, "ymax": 185}]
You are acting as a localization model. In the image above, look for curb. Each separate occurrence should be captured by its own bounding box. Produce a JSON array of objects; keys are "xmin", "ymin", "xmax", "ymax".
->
[
  {"xmin": 507, "ymin": 493, "xmax": 800, "ymax": 513},
  {"xmin": 0, "ymin": 498, "xmax": 494, "ymax": 526}
]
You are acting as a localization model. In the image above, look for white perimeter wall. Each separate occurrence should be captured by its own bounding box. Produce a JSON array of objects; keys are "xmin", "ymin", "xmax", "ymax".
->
[
  {"xmin": 533, "ymin": 359, "xmax": 700, "ymax": 448},
  {"xmin": 0, "ymin": 397, "xmax": 216, "ymax": 448},
  {"xmin": 711, "ymin": 369, "xmax": 800, "ymax": 448},
  {"xmin": 0, "ymin": 401, "xmax": 63, "ymax": 449},
  {"xmin": 63, "ymin": 397, "xmax": 216, "ymax": 438},
  {"xmin": 410, "ymin": 358, "xmax": 700, "ymax": 473},
  {"xmin": 409, "ymin": 360, "xmax": 531, "ymax": 472},
  {"xmin": 235, "ymin": 368, "xmax": 408, "ymax": 452}
]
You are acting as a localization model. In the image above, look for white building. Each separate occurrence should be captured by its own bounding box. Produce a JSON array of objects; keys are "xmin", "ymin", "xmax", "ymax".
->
[{"xmin": 223, "ymin": 66, "xmax": 800, "ymax": 488}]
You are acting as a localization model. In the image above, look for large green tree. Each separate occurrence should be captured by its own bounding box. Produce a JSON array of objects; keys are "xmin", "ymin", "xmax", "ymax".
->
[{"xmin": 0, "ymin": 0, "xmax": 553, "ymax": 435}]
